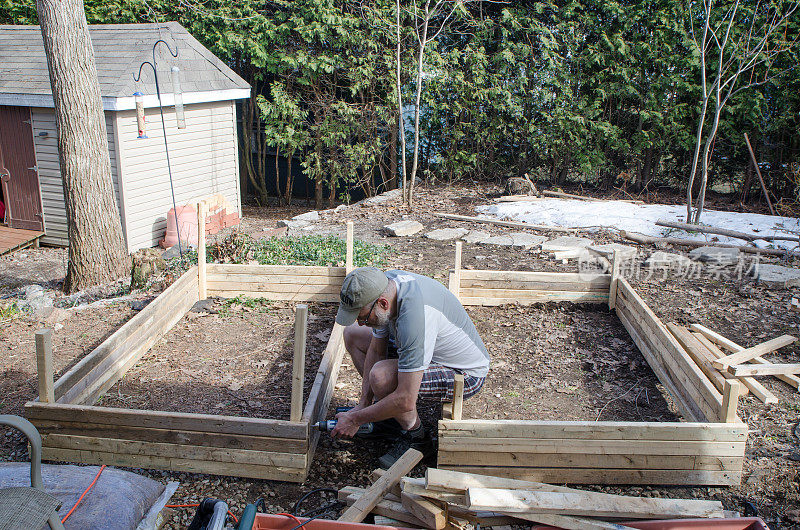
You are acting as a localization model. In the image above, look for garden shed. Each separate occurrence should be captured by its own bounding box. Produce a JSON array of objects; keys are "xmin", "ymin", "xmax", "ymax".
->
[{"xmin": 0, "ymin": 22, "xmax": 250, "ymax": 251}]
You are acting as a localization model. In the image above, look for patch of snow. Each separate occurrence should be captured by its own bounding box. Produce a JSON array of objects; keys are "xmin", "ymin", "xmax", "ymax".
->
[{"xmin": 478, "ymin": 199, "xmax": 800, "ymax": 251}]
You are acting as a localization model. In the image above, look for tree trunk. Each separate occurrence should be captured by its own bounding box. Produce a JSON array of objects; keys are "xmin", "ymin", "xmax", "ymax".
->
[
  {"xmin": 36, "ymin": 0, "xmax": 128, "ymax": 293},
  {"xmin": 408, "ymin": 3, "xmax": 430, "ymax": 210},
  {"xmin": 274, "ymin": 145, "xmax": 282, "ymax": 204},
  {"xmin": 389, "ymin": 112, "xmax": 398, "ymax": 190},
  {"xmin": 396, "ymin": 0, "xmax": 407, "ymax": 204},
  {"xmin": 285, "ymin": 150, "xmax": 294, "ymax": 206},
  {"xmin": 314, "ymin": 135, "xmax": 324, "ymax": 208}
]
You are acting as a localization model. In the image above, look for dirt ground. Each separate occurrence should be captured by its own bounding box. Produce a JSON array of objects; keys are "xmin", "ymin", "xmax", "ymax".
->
[{"xmin": 1, "ymin": 182, "xmax": 798, "ymax": 528}]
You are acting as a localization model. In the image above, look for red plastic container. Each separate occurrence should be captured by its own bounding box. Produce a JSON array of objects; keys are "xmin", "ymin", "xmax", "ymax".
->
[
  {"xmin": 532, "ymin": 517, "xmax": 769, "ymax": 530},
  {"xmin": 160, "ymin": 205, "xmax": 198, "ymax": 248},
  {"xmin": 252, "ymin": 514, "xmax": 415, "ymax": 530}
]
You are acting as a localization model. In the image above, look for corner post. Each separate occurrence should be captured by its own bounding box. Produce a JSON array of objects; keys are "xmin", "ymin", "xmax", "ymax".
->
[
  {"xmin": 291, "ymin": 304, "xmax": 309, "ymax": 422},
  {"xmin": 35, "ymin": 329, "xmax": 55, "ymax": 403},
  {"xmin": 448, "ymin": 241, "xmax": 463, "ymax": 300},
  {"xmin": 345, "ymin": 220, "xmax": 354, "ymax": 274},
  {"xmin": 608, "ymin": 249, "xmax": 620, "ymax": 310},
  {"xmin": 721, "ymin": 379, "xmax": 742, "ymax": 423},
  {"xmin": 452, "ymin": 373, "xmax": 464, "ymax": 421},
  {"xmin": 197, "ymin": 201, "xmax": 207, "ymax": 300}
]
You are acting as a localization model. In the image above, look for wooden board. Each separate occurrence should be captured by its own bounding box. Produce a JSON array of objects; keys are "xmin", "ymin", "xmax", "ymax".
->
[
  {"xmin": 0, "ymin": 225, "xmax": 43, "ymax": 255},
  {"xmin": 459, "ymin": 290, "xmax": 608, "ymax": 306},
  {"xmin": 615, "ymin": 279, "xmax": 722, "ymax": 422}
]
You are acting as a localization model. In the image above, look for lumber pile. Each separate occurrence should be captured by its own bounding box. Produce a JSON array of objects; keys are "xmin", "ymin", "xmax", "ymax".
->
[
  {"xmin": 667, "ymin": 323, "xmax": 798, "ymax": 406},
  {"xmin": 339, "ymin": 468, "xmax": 729, "ymax": 529}
]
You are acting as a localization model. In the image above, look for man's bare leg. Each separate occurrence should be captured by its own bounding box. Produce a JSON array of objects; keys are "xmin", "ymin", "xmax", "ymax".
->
[
  {"xmin": 342, "ymin": 323, "xmax": 372, "ymax": 375},
  {"xmin": 369, "ymin": 359, "xmax": 420, "ymax": 431}
]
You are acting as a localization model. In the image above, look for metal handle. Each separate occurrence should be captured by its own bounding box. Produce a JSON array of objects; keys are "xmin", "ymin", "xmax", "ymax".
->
[
  {"xmin": 0, "ymin": 414, "xmax": 44, "ymax": 489},
  {"xmin": 0, "ymin": 168, "xmax": 10, "ymax": 182}
]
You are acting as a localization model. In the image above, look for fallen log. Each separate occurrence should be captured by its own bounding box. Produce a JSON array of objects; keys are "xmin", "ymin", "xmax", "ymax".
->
[
  {"xmin": 620, "ymin": 230, "xmax": 800, "ymax": 257},
  {"xmin": 656, "ymin": 219, "xmax": 799, "ymax": 243},
  {"xmin": 431, "ymin": 212, "xmax": 576, "ymax": 233},
  {"xmin": 542, "ymin": 190, "xmax": 644, "ymax": 204}
]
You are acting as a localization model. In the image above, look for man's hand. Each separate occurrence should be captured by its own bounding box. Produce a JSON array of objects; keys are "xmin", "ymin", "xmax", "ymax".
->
[{"xmin": 331, "ymin": 410, "xmax": 361, "ymax": 439}]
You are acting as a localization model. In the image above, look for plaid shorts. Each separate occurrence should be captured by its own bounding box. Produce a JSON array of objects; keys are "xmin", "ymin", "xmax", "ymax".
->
[{"xmin": 418, "ymin": 364, "xmax": 485, "ymax": 402}]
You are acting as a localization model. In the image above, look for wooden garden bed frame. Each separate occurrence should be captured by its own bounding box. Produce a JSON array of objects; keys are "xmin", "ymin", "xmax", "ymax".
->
[
  {"xmin": 439, "ymin": 242, "xmax": 748, "ymax": 486},
  {"xmin": 24, "ymin": 215, "xmax": 357, "ymax": 482}
]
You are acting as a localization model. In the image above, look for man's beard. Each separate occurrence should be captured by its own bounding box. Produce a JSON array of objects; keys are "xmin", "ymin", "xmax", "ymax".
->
[{"xmin": 372, "ymin": 307, "xmax": 391, "ymax": 328}]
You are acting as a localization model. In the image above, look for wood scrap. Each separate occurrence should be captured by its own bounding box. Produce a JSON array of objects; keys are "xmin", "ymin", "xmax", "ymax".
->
[
  {"xmin": 338, "ymin": 487, "xmax": 426, "ymax": 527},
  {"xmin": 690, "ymin": 323, "xmax": 800, "ymax": 390},
  {"xmin": 729, "ymin": 363, "xmax": 800, "ymax": 377},
  {"xmin": 542, "ymin": 190, "xmax": 644, "ymax": 204},
  {"xmin": 655, "ymin": 219, "xmax": 799, "ymax": 243},
  {"xmin": 691, "ymin": 331, "xmax": 777, "ymax": 404},
  {"xmin": 620, "ymin": 230, "xmax": 800, "ymax": 257},
  {"xmin": 712, "ymin": 334, "xmax": 797, "ymax": 370},
  {"xmin": 494, "ymin": 195, "xmax": 546, "ymax": 203},
  {"xmin": 466, "ymin": 487, "xmax": 726, "ymax": 519},
  {"xmin": 667, "ymin": 323, "xmax": 735, "ymax": 394},
  {"xmin": 338, "ymin": 448, "xmax": 423, "ymax": 522},
  {"xmin": 401, "ymin": 492, "xmax": 447, "ymax": 529},
  {"xmin": 431, "ymin": 212, "xmax": 577, "ymax": 233}
]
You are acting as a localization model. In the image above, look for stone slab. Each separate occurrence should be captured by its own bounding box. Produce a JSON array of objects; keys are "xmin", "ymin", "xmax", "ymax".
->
[
  {"xmin": 480, "ymin": 235, "xmax": 515, "ymax": 247},
  {"xmin": 277, "ymin": 219, "xmax": 311, "ymax": 230},
  {"xmin": 588, "ymin": 243, "xmax": 638, "ymax": 260},
  {"xmin": 361, "ymin": 189, "xmax": 402, "ymax": 206},
  {"xmin": 293, "ymin": 210, "xmax": 321, "ymax": 222},
  {"xmin": 425, "ymin": 228, "xmax": 469, "ymax": 241},
  {"xmin": 541, "ymin": 236, "xmax": 594, "ymax": 252},
  {"xmin": 644, "ymin": 251, "xmax": 693, "ymax": 269},
  {"xmin": 384, "ymin": 220, "xmax": 424, "ymax": 237},
  {"xmin": 462, "ymin": 230, "xmax": 491, "ymax": 244},
  {"xmin": 688, "ymin": 246, "xmax": 740, "ymax": 266},
  {"xmin": 509, "ymin": 233, "xmax": 548, "ymax": 249},
  {"xmin": 754, "ymin": 264, "xmax": 800, "ymax": 289}
]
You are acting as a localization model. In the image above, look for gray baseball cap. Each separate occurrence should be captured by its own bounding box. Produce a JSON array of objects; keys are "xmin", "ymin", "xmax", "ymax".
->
[{"xmin": 335, "ymin": 267, "xmax": 389, "ymax": 326}]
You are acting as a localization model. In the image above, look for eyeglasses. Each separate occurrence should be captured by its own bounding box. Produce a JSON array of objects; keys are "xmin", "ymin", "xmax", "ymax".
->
[{"xmin": 357, "ymin": 300, "xmax": 378, "ymax": 326}]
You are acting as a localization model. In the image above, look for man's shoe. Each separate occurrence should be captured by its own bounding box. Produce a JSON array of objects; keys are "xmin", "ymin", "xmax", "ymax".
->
[{"xmin": 377, "ymin": 425, "xmax": 433, "ymax": 469}]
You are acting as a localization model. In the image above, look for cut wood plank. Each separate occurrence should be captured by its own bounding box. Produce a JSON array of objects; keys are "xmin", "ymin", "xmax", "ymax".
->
[
  {"xmin": 451, "ymin": 374, "xmax": 464, "ymax": 421},
  {"xmin": 458, "ymin": 270, "xmax": 609, "ymax": 284},
  {"xmin": 339, "ymin": 487, "xmax": 426, "ymax": 527},
  {"xmin": 208, "ymin": 263, "xmax": 347, "ymax": 277},
  {"xmin": 437, "ymin": 451, "xmax": 742, "ymax": 471},
  {"xmin": 345, "ymin": 221, "xmax": 354, "ymax": 274},
  {"xmin": 449, "ymin": 241, "xmax": 462, "ymax": 300},
  {"xmin": 401, "ymin": 492, "xmax": 446, "ymax": 529},
  {"xmin": 690, "ymin": 323, "xmax": 800, "ymax": 389},
  {"xmin": 667, "ymin": 323, "xmax": 730, "ymax": 394},
  {"xmin": 425, "ymin": 468, "xmax": 577, "ymax": 495},
  {"xmin": 205, "ymin": 282, "xmax": 341, "ymax": 294},
  {"xmin": 25, "ymin": 402, "xmax": 308, "ymax": 439},
  {"xmin": 729, "ymin": 363, "xmax": 800, "ymax": 377},
  {"xmin": 35, "ymin": 329, "xmax": 55, "ymax": 403},
  {"xmin": 438, "ymin": 466, "xmax": 741, "ymax": 486},
  {"xmin": 290, "ymin": 305, "xmax": 308, "ymax": 422},
  {"xmin": 692, "ymin": 332, "xmax": 776, "ymax": 404},
  {"xmin": 205, "ymin": 273, "xmax": 344, "ymax": 286},
  {"xmin": 721, "ymin": 380, "xmax": 742, "ymax": 423},
  {"xmin": 401, "ymin": 478, "xmax": 465, "ymax": 505},
  {"xmin": 494, "ymin": 195, "xmax": 546, "ymax": 203},
  {"xmin": 438, "ymin": 437, "xmax": 745, "ymax": 457},
  {"xmin": 204, "ymin": 290, "xmax": 339, "ymax": 303},
  {"xmin": 712, "ymin": 334, "xmax": 797, "ymax": 370},
  {"xmin": 505, "ymin": 512, "xmax": 639, "ymax": 530},
  {"xmin": 460, "ymin": 277, "xmax": 610, "ymax": 291},
  {"xmin": 371, "ymin": 468, "xmax": 403, "ymax": 498},
  {"xmin": 198, "ymin": 201, "xmax": 207, "ymax": 300},
  {"xmin": 437, "ymin": 419, "xmax": 748, "ymax": 441},
  {"xmin": 460, "ymin": 291, "xmax": 608, "ymax": 306},
  {"xmin": 466, "ymin": 488, "xmax": 725, "ymax": 519},
  {"xmin": 431, "ymin": 212, "xmax": 576, "ymax": 233},
  {"xmin": 338, "ymin": 448, "xmax": 423, "ymax": 522},
  {"xmin": 542, "ymin": 190, "xmax": 644, "ymax": 204}
]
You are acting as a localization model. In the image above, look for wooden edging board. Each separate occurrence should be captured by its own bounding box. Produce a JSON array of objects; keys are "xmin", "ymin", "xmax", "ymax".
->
[
  {"xmin": 25, "ymin": 263, "xmax": 348, "ymax": 482},
  {"xmin": 439, "ymin": 269, "xmax": 748, "ymax": 486}
]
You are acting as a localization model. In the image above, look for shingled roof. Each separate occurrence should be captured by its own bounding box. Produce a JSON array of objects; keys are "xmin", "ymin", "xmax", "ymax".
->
[{"xmin": 0, "ymin": 22, "xmax": 250, "ymax": 110}]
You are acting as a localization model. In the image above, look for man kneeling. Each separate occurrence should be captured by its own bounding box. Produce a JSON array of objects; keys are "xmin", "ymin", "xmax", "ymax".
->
[{"xmin": 331, "ymin": 267, "xmax": 490, "ymax": 468}]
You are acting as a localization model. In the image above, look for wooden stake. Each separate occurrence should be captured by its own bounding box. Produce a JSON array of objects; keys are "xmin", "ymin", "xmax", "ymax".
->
[
  {"xmin": 197, "ymin": 201, "xmax": 207, "ymax": 300},
  {"xmin": 338, "ymin": 448, "xmax": 423, "ymax": 522},
  {"xmin": 449, "ymin": 241, "xmax": 462, "ymax": 300},
  {"xmin": 290, "ymin": 304, "xmax": 308, "ymax": 422},
  {"xmin": 452, "ymin": 373, "xmax": 464, "ymax": 421},
  {"xmin": 743, "ymin": 133, "xmax": 776, "ymax": 216},
  {"xmin": 35, "ymin": 329, "xmax": 55, "ymax": 403},
  {"xmin": 345, "ymin": 221, "xmax": 354, "ymax": 274},
  {"xmin": 608, "ymin": 249, "xmax": 620, "ymax": 310},
  {"xmin": 720, "ymin": 380, "xmax": 742, "ymax": 423}
]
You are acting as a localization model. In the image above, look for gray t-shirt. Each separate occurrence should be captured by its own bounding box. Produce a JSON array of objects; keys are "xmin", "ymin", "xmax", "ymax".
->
[{"xmin": 371, "ymin": 270, "xmax": 490, "ymax": 378}]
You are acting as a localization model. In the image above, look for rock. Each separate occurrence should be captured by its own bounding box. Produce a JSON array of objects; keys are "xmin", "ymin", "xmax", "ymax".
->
[
  {"xmin": 131, "ymin": 248, "xmax": 167, "ymax": 289},
  {"xmin": 753, "ymin": 264, "xmax": 800, "ymax": 289},
  {"xmin": 292, "ymin": 210, "xmax": 321, "ymax": 222},
  {"xmin": 162, "ymin": 244, "xmax": 187, "ymax": 260},
  {"xmin": 425, "ymin": 228, "xmax": 469, "ymax": 241},
  {"xmin": 361, "ymin": 189, "xmax": 402, "ymax": 206},
  {"xmin": 644, "ymin": 251, "xmax": 693, "ymax": 269},
  {"xmin": 541, "ymin": 236, "xmax": 594, "ymax": 253},
  {"xmin": 191, "ymin": 299, "xmax": 218, "ymax": 314},
  {"xmin": 24, "ymin": 284, "xmax": 44, "ymax": 300},
  {"xmin": 508, "ymin": 233, "xmax": 548, "ymax": 249},
  {"xmin": 276, "ymin": 219, "xmax": 310, "ymax": 230},
  {"xmin": 384, "ymin": 220, "xmax": 424, "ymax": 237},
  {"xmin": 24, "ymin": 296, "xmax": 54, "ymax": 319},
  {"xmin": 688, "ymin": 246, "xmax": 740, "ymax": 266},
  {"xmin": 480, "ymin": 235, "xmax": 515, "ymax": 247},
  {"xmin": 130, "ymin": 299, "xmax": 149, "ymax": 311},
  {"xmin": 588, "ymin": 243, "xmax": 637, "ymax": 260},
  {"xmin": 334, "ymin": 204, "xmax": 349, "ymax": 213},
  {"xmin": 462, "ymin": 230, "xmax": 491, "ymax": 244},
  {"xmin": 504, "ymin": 176, "xmax": 537, "ymax": 196}
]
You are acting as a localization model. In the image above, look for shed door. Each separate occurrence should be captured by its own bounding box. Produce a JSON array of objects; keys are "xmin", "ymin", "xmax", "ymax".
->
[{"xmin": 0, "ymin": 106, "xmax": 44, "ymax": 231}]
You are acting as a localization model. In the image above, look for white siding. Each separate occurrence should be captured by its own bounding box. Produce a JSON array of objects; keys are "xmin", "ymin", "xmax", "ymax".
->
[
  {"xmin": 116, "ymin": 100, "xmax": 240, "ymax": 251},
  {"xmin": 30, "ymin": 108, "xmax": 121, "ymax": 247}
]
